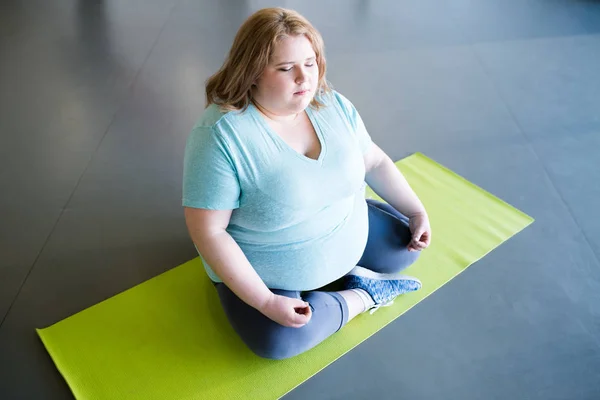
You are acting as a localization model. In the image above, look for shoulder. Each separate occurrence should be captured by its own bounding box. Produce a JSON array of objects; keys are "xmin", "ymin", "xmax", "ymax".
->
[
  {"xmin": 186, "ymin": 104, "xmax": 257, "ymax": 162},
  {"xmin": 192, "ymin": 103, "xmax": 254, "ymax": 136},
  {"xmin": 316, "ymin": 89, "xmax": 359, "ymax": 118},
  {"xmin": 314, "ymin": 89, "xmax": 363, "ymax": 131},
  {"xmin": 186, "ymin": 105, "xmax": 233, "ymax": 154}
]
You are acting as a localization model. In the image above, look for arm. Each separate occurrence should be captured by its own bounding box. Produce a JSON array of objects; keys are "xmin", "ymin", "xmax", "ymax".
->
[
  {"xmin": 184, "ymin": 207, "xmax": 272, "ymax": 310},
  {"xmin": 363, "ymin": 144, "xmax": 426, "ymax": 218},
  {"xmin": 363, "ymin": 144, "xmax": 431, "ymax": 250},
  {"xmin": 184, "ymin": 207, "xmax": 311, "ymax": 327}
]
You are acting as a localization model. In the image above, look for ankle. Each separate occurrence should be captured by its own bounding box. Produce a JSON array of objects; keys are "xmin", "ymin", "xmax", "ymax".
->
[
  {"xmin": 338, "ymin": 289, "xmax": 371, "ymax": 321},
  {"xmin": 349, "ymin": 288, "xmax": 375, "ymax": 312}
]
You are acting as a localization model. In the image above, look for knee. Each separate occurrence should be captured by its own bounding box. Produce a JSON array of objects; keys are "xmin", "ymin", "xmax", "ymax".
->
[
  {"xmin": 395, "ymin": 220, "xmax": 422, "ymax": 268},
  {"xmin": 235, "ymin": 315, "xmax": 317, "ymax": 360},
  {"xmin": 244, "ymin": 330, "xmax": 305, "ymax": 360},
  {"xmin": 373, "ymin": 244, "xmax": 420, "ymax": 274},
  {"xmin": 399, "ymin": 247, "xmax": 421, "ymax": 269},
  {"xmin": 252, "ymin": 347, "xmax": 295, "ymax": 361}
]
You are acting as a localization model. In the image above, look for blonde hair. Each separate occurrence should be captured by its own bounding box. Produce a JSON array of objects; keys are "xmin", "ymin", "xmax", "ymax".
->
[{"xmin": 205, "ymin": 8, "xmax": 331, "ymax": 112}]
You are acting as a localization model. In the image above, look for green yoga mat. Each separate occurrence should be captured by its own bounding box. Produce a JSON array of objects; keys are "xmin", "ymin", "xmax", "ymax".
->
[{"xmin": 37, "ymin": 153, "xmax": 533, "ymax": 400}]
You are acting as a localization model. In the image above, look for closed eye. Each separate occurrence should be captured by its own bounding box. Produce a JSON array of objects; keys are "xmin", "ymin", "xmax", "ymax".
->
[{"xmin": 279, "ymin": 63, "xmax": 315, "ymax": 72}]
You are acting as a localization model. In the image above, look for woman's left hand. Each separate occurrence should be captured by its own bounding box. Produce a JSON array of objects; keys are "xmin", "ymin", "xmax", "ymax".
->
[{"xmin": 408, "ymin": 212, "xmax": 432, "ymax": 252}]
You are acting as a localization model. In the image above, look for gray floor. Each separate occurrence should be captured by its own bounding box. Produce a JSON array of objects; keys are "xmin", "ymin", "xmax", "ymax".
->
[{"xmin": 1, "ymin": 0, "xmax": 600, "ymax": 399}]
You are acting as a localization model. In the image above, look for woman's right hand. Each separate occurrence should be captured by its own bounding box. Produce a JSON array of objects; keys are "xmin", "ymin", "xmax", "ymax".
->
[{"xmin": 260, "ymin": 293, "xmax": 312, "ymax": 328}]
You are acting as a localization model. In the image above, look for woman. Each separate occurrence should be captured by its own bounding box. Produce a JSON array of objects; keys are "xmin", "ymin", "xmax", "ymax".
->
[{"xmin": 183, "ymin": 7, "xmax": 431, "ymax": 360}]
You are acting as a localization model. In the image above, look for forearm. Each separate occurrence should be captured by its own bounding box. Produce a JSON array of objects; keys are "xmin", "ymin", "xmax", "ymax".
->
[
  {"xmin": 191, "ymin": 229, "xmax": 273, "ymax": 310},
  {"xmin": 365, "ymin": 155, "xmax": 426, "ymax": 217}
]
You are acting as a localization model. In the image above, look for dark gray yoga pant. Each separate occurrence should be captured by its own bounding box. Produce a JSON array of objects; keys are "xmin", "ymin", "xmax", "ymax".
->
[{"xmin": 214, "ymin": 199, "xmax": 420, "ymax": 359}]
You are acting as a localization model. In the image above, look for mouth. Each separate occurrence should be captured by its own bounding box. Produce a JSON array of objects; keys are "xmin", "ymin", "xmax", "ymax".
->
[{"xmin": 294, "ymin": 89, "xmax": 310, "ymax": 96}]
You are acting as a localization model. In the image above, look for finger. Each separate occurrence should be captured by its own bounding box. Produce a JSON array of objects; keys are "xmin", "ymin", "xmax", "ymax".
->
[
  {"xmin": 302, "ymin": 306, "xmax": 312, "ymax": 322},
  {"xmin": 287, "ymin": 320, "xmax": 305, "ymax": 328},
  {"xmin": 415, "ymin": 240, "xmax": 428, "ymax": 249},
  {"xmin": 291, "ymin": 309, "xmax": 311, "ymax": 326},
  {"xmin": 294, "ymin": 305, "xmax": 310, "ymax": 315},
  {"xmin": 412, "ymin": 228, "xmax": 425, "ymax": 243},
  {"xmin": 414, "ymin": 243, "xmax": 426, "ymax": 251},
  {"xmin": 291, "ymin": 299, "xmax": 311, "ymax": 316},
  {"xmin": 423, "ymin": 233, "xmax": 432, "ymax": 246},
  {"xmin": 290, "ymin": 322, "xmax": 307, "ymax": 328},
  {"xmin": 410, "ymin": 240, "xmax": 423, "ymax": 251},
  {"xmin": 417, "ymin": 232, "xmax": 431, "ymax": 247},
  {"xmin": 290, "ymin": 298, "xmax": 309, "ymax": 308},
  {"xmin": 417, "ymin": 229, "xmax": 432, "ymax": 243}
]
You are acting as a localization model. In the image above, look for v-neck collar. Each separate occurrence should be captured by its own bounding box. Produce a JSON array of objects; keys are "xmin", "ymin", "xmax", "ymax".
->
[{"xmin": 249, "ymin": 104, "xmax": 327, "ymax": 164}]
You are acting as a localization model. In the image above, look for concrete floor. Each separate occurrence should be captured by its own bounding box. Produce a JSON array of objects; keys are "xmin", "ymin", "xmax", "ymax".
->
[{"xmin": 1, "ymin": 0, "xmax": 600, "ymax": 399}]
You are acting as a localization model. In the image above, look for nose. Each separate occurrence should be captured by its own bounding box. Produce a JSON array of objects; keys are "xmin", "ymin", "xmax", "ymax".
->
[{"xmin": 295, "ymin": 68, "xmax": 307, "ymax": 84}]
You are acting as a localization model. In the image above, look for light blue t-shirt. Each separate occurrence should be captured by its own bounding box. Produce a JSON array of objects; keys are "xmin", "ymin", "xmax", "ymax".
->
[{"xmin": 182, "ymin": 90, "xmax": 372, "ymax": 291}]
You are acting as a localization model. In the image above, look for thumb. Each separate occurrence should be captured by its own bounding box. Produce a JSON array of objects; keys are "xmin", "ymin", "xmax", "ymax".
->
[
  {"xmin": 412, "ymin": 227, "xmax": 425, "ymax": 242},
  {"xmin": 290, "ymin": 297, "xmax": 309, "ymax": 308},
  {"xmin": 290, "ymin": 299, "xmax": 311, "ymax": 321}
]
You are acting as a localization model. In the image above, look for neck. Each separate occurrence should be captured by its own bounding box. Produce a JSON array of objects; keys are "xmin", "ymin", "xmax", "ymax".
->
[{"xmin": 254, "ymin": 100, "xmax": 300, "ymax": 123}]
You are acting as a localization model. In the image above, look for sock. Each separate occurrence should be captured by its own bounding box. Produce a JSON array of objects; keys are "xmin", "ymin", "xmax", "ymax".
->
[{"xmin": 350, "ymin": 288, "xmax": 375, "ymax": 312}]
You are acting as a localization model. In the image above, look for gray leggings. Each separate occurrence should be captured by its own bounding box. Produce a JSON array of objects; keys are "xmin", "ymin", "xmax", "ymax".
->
[{"xmin": 215, "ymin": 199, "xmax": 419, "ymax": 360}]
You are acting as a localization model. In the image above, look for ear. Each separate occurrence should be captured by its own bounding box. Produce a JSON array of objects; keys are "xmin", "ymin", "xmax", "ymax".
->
[{"xmin": 253, "ymin": 73, "xmax": 263, "ymax": 86}]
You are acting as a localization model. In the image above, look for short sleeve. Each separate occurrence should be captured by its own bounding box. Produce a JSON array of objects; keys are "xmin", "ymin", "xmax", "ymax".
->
[
  {"xmin": 333, "ymin": 91, "xmax": 373, "ymax": 154},
  {"xmin": 182, "ymin": 126, "xmax": 240, "ymax": 209}
]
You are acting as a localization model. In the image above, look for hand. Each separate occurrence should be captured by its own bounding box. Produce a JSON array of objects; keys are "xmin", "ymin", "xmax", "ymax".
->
[
  {"xmin": 260, "ymin": 293, "xmax": 312, "ymax": 328},
  {"xmin": 408, "ymin": 212, "xmax": 432, "ymax": 252}
]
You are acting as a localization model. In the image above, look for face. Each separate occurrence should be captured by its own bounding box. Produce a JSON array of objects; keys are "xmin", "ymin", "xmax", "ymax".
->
[{"xmin": 253, "ymin": 34, "xmax": 319, "ymax": 117}]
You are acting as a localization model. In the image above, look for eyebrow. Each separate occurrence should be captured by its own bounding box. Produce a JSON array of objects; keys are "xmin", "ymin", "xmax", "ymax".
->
[{"xmin": 274, "ymin": 57, "xmax": 316, "ymax": 67}]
